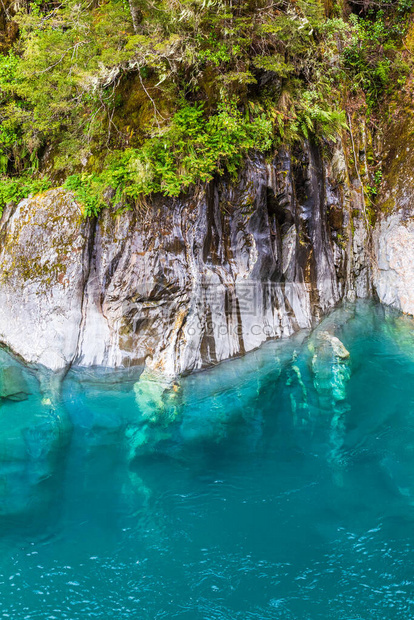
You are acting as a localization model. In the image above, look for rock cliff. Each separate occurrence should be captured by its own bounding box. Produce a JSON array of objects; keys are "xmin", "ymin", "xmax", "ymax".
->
[
  {"xmin": 372, "ymin": 114, "xmax": 414, "ymax": 315},
  {"xmin": 0, "ymin": 140, "xmax": 374, "ymax": 377}
]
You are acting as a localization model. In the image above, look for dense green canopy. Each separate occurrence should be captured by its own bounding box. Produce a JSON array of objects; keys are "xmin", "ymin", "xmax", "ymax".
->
[{"xmin": 0, "ymin": 0, "xmax": 412, "ymax": 213}]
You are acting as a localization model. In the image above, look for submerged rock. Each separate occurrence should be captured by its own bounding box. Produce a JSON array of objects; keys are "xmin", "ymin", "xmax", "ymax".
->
[
  {"xmin": 126, "ymin": 332, "xmax": 306, "ymax": 460},
  {"xmin": 306, "ymin": 325, "xmax": 352, "ymax": 477},
  {"xmin": 309, "ymin": 331, "xmax": 351, "ymax": 406},
  {"xmin": 0, "ymin": 365, "xmax": 31, "ymax": 401},
  {"xmin": 0, "ymin": 356, "xmax": 71, "ymax": 519},
  {"xmin": 134, "ymin": 371, "xmax": 181, "ymax": 423}
]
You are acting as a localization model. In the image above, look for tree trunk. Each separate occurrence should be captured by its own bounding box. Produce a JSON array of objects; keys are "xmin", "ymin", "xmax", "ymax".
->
[{"xmin": 128, "ymin": 0, "xmax": 141, "ymax": 33}]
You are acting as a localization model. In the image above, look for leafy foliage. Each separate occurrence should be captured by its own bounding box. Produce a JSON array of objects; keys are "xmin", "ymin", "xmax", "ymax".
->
[
  {"xmin": 343, "ymin": 1, "xmax": 413, "ymax": 108},
  {"xmin": 0, "ymin": 174, "xmax": 51, "ymax": 215},
  {"xmin": 0, "ymin": 0, "xmax": 411, "ymax": 213},
  {"xmin": 64, "ymin": 99, "xmax": 273, "ymax": 215}
]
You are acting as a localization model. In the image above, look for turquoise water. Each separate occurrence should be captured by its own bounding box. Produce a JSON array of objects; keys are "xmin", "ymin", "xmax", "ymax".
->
[{"xmin": 1, "ymin": 302, "xmax": 414, "ymax": 619}]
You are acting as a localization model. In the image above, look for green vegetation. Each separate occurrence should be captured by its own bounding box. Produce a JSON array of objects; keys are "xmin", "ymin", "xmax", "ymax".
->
[
  {"xmin": 343, "ymin": 1, "xmax": 413, "ymax": 109},
  {"xmin": 0, "ymin": 175, "xmax": 51, "ymax": 214},
  {"xmin": 0, "ymin": 0, "xmax": 412, "ymax": 214},
  {"xmin": 63, "ymin": 99, "xmax": 274, "ymax": 215}
]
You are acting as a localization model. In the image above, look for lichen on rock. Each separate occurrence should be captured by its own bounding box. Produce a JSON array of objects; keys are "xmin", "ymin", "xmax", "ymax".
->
[{"xmin": 0, "ymin": 189, "xmax": 92, "ymax": 370}]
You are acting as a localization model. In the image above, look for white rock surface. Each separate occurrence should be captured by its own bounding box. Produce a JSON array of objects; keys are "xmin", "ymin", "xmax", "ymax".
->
[
  {"xmin": 0, "ymin": 190, "xmax": 91, "ymax": 370},
  {"xmin": 374, "ymin": 212, "xmax": 414, "ymax": 315}
]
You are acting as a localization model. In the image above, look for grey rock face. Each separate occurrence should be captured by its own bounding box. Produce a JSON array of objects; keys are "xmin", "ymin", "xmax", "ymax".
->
[
  {"xmin": 0, "ymin": 144, "xmax": 370, "ymax": 377},
  {"xmin": 0, "ymin": 190, "xmax": 92, "ymax": 370},
  {"xmin": 372, "ymin": 113, "xmax": 414, "ymax": 315},
  {"xmin": 373, "ymin": 212, "xmax": 414, "ymax": 314}
]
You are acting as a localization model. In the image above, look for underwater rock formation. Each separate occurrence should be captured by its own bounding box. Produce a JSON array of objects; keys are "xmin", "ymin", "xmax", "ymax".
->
[
  {"xmin": 0, "ymin": 351, "xmax": 71, "ymax": 518},
  {"xmin": 309, "ymin": 330, "xmax": 350, "ymax": 408},
  {"xmin": 0, "ymin": 365, "xmax": 30, "ymax": 401}
]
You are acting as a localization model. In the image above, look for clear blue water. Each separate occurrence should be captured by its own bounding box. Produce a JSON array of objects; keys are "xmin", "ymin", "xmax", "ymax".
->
[{"xmin": 1, "ymin": 301, "xmax": 414, "ymax": 619}]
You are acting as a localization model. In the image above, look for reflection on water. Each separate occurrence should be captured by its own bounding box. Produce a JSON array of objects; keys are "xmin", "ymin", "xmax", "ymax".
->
[{"xmin": 1, "ymin": 301, "xmax": 414, "ymax": 618}]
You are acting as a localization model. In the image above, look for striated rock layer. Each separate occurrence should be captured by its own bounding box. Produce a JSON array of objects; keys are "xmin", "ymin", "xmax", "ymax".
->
[{"xmin": 0, "ymin": 142, "xmax": 371, "ymax": 376}]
